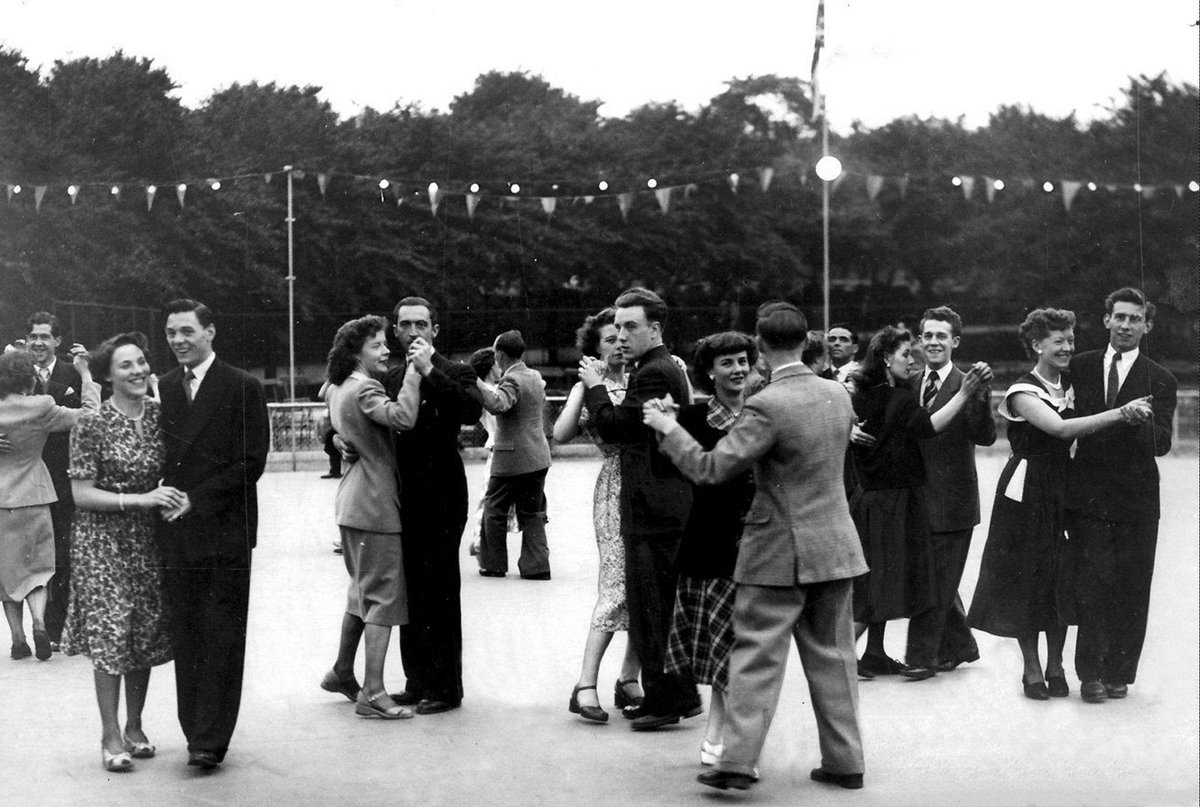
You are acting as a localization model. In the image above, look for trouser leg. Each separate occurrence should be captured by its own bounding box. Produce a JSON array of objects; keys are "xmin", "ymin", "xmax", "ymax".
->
[
  {"xmin": 514, "ymin": 469, "xmax": 549, "ymax": 577},
  {"xmin": 480, "ymin": 476, "xmax": 517, "ymax": 573}
]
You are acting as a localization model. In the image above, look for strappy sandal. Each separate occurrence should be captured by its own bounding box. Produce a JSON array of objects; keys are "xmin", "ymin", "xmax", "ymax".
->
[
  {"xmin": 102, "ymin": 744, "xmax": 134, "ymax": 772},
  {"xmin": 123, "ymin": 734, "xmax": 156, "ymax": 759},
  {"xmin": 355, "ymin": 690, "xmax": 414, "ymax": 720},
  {"xmin": 614, "ymin": 678, "xmax": 644, "ymax": 710},
  {"xmin": 320, "ymin": 669, "xmax": 361, "ymax": 702}
]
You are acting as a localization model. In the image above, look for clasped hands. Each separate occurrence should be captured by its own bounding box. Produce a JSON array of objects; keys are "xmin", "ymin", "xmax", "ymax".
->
[
  {"xmin": 406, "ymin": 337, "xmax": 434, "ymax": 376},
  {"xmin": 577, "ymin": 357, "xmax": 605, "ymax": 387},
  {"xmin": 641, "ymin": 393, "xmax": 680, "ymax": 434},
  {"xmin": 1119, "ymin": 395, "xmax": 1153, "ymax": 426}
]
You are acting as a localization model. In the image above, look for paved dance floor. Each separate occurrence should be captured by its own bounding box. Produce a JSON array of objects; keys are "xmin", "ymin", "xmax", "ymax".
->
[{"xmin": 3, "ymin": 453, "xmax": 1197, "ymax": 806}]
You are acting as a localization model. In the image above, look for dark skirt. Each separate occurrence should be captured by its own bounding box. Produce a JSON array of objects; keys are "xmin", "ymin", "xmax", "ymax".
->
[
  {"xmin": 968, "ymin": 453, "xmax": 1075, "ymax": 637},
  {"xmin": 665, "ymin": 575, "xmax": 736, "ymax": 690},
  {"xmin": 850, "ymin": 486, "xmax": 936, "ymax": 623},
  {"xmin": 341, "ymin": 526, "xmax": 407, "ymax": 626}
]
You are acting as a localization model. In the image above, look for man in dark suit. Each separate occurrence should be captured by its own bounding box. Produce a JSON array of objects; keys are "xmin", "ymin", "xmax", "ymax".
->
[
  {"xmin": 476, "ymin": 329, "xmax": 553, "ymax": 580},
  {"xmin": 25, "ymin": 312, "xmax": 84, "ymax": 649},
  {"xmin": 1066, "ymin": 287, "xmax": 1176, "ymax": 703},
  {"xmin": 158, "ymin": 299, "xmax": 269, "ymax": 769},
  {"xmin": 581, "ymin": 287, "xmax": 699, "ymax": 731},
  {"xmin": 645, "ymin": 302, "xmax": 867, "ymax": 793},
  {"xmin": 902, "ymin": 306, "xmax": 995, "ymax": 679},
  {"xmin": 385, "ymin": 296, "xmax": 482, "ymax": 714}
]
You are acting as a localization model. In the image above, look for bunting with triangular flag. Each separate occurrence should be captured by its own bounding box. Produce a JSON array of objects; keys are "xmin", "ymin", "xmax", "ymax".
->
[
  {"xmin": 1061, "ymin": 180, "xmax": 1082, "ymax": 212},
  {"xmin": 728, "ymin": 173, "xmax": 740, "ymax": 194},
  {"xmin": 146, "ymin": 185, "xmax": 157, "ymax": 211},
  {"xmin": 758, "ymin": 167, "xmax": 775, "ymax": 192},
  {"xmin": 317, "ymin": 173, "xmax": 331, "ymax": 198},
  {"xmin": 897, "ymin": 176, "xmax": 909, "ymax": 200},
  {"xmin": 984, "ymin": 176, "xmax": 997, "ymax": 203},
  {"xmin": 616, "ymin": 192, "xmax": 633, "ymax": 222},
  {"xmin": 429, "ymin": 185, "xmax": 442, "ymax": 217},
  {"xmin": 655, "ymin": 187, "xmax": 671, "ymax": 214},
  {"xmin": 866, "ymin": 175, "xmax": 885, "ymax": 201},
  {"xmin": 176, "ymin": 184, "xmax": 187, "ymax": 208},
  {"xmin": 34, "ymin": 186, "xmax": 46, "ymax": 212},
  {"xmin": 540, "ymin": 197, "xmax": 556, "ymax": 217},
  {"xmin": 465, "ymin": 193, "xmax": 480, "ymax": 220},
  {"xmin": 960, "ymin": 176, "xmax": 975, "ymax": 201}
]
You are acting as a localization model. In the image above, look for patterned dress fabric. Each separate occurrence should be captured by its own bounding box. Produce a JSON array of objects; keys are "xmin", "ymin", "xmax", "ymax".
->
[
  {"xmin": 62, "ymin": 400, "xmax": 173, "ymax": 675},
  {"xmin": 580, "ymin": 377, "xmax": 629, "ymax": 632}
]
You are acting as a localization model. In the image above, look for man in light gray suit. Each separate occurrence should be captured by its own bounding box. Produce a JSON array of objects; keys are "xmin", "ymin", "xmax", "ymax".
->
[
  {"xmin": 643, "ymin": 302, "xmax": 867, "ymax": 793},
  {"xmin": 476, "ymin": 330, "xmax": 553, "ymax": 580}
]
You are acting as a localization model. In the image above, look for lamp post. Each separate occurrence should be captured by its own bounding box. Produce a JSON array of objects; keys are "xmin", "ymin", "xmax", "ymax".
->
[
  {"xmin": 815, "ymin": 152, "xmax": 842, "ymax": 333},
  {"xmin": 284, "ymin": 166, "xmax": 297, "ymax": 471}
]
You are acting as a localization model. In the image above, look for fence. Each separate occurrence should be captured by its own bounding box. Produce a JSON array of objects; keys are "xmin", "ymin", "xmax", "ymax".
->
[{"xmin": 268, "ymin": 389, "xmax": 1200, "ymax": 469}]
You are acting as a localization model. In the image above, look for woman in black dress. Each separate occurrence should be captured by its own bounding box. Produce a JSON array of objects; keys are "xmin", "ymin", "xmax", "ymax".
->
[
  {"xmin": 849, "ymin": 326, "xmax": 985, "ymax": 676},
  {"xmin": 664, "ymin": 332, "xmax": 757, "ymax": 769},
  {"xmin": 968, "ymin": 308, "xmax": 1151, "ymax": 700}
]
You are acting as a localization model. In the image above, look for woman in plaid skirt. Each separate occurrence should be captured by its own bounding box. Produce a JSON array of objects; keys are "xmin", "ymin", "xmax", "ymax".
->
[{"xmin": 665, "ymin": 332, "xmax": 758, "ymax": 768}]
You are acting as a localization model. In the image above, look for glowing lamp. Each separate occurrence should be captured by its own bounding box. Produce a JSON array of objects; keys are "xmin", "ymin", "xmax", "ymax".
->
[
  {"xmin": 1087, "ymin": 182, "xmax": 1098, "ymax": 191},
  {"xmin": 598, "ymin": 181, "xmax": 609, "ymax": 191},
  {"xmin": 470, "ymin": 183, "xmax": 480, "ymax": 193},
  {"xmin": 647, "ymin": 178, "xmax": 658, "ymax": 189},
  {"xmin": 993, "ymin": 179, "xmax": 1005, "ymax": 191},
  {"xmin": 378, "ymin": 179, "xmax": 390, "ymax": 190},
  {"xmin": 815, "ymin": 156, "xmax": 842, "ymax": 182},
  {"xmin": 111, "ymin": 185, "xmax": 120, "ymax": 195},
  {"xmin": 509, "ymin": 183, "xmax": 520, "ymax": 194},
  {"xmin": 951, "ymin": 176, "xmax": 962, "ymax": 187},
  {"xmin": 428, "ymin": 182, "xmax": 439, "ymax": 194},
  {"xmin": 1189, "ymin": 181, "xmax": 1200, "ymax": 193},
  {"xmin": 1042, "ymin": 182, "xmax": 1053, "ymax": 193}
]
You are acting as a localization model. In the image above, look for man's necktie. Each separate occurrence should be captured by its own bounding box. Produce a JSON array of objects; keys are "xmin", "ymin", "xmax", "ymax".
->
[
  {"xmin": 183, "ymin": 367, "xmax": 196, "ymax": 405},
  {"xmin": 922, "ymin": 373, "xmax": 939, "ymax": 410},
  {"xmin": 34, "ymin": 368, "xmax": 48, "ymax": 395},
  {"xmin": 1105, "ymin": 353, "xmax": 1121, "ymax": 409}
]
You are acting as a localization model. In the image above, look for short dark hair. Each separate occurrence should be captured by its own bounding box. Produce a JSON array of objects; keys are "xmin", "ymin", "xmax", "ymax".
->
[
  {"xmin": 920, "ymin": 306, "xmax": 963, "ymax": 337},
  {"xmin": 0, "ymin": 350, "xmax": 36, "ymax": 397},
  {"xmin": 394, "ymin": 295, "xmax": 438, "ymax": 325},
  {"xmin": 755, "ymin": 301, "xmax": 808, "ymax": 351},
  {"xmin": 494, "ymin": 330, "xmax": 525, "ymax": 360},
  {"xmin": 692, "ymin": 332, "xmax": 758, "ymax": 395},
  {"xmin": 1018, "ymin": 308, "xmax": 1076, "ymax": 359},
  {"xmin": 164, "ymin": 299, "xmax": 214, "ymax": 328},
  {"xmin": 827, "ymin": 322, "xmax": 856, "ymax": 340},
  {"xmin": 90, "ymin": 332, "xmax": 150, "ymax": 382},
  {"xmin": 801, "ymin": 330, "xmax": 828, "ymax": 366},
  {"xmin": 26, "ymin": 311, "xmax": 61, "ymax": 338},
  {"xmin": 469, "ymin": 347, "xmax": 496, "ymax": 380},
  {"xmin": 614, "ymin": 287, "xmax": 668, "ymax": 327},
  {"xmin": 854, "ymin": 326, "xmax": 912, "ymax": 389},
  {"xmin": 575, "ymin": 307, "xmax": 616, "ymax": 357},
  {"xmin": 1104, "ymin": 287, "xmax": 1155, "ymax": 323},
  {"xmin": 326, "ymin": 315, "xmax": 388, "ymax": 385}
]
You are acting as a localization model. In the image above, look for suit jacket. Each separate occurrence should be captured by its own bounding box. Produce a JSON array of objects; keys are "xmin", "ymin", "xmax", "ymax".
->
[
  {"xmin": 479, "ymin": 361, "xmax": 551, "ymax": 477},
  {"xmin": 327, "ymin": 371, "xmax": 420, "ymax": 532},
  {"xmin": 1065, "ymin": 349, "xmax": 1177, "ymax": 522},
  {"xmin": 659, "ymin": 363, "xmax": 867, "ymax": 586},
  {"xmin": 37, "ymin": 357, "xmax": 83, "ymax": 504},
  {"xmin": 0, "ymin": 382, "xmax": 99, "ymax": 508},
  {"xmin": 909, "ymin": 365, "xmax": 996, "ymax": 532},
  {"xmin": 585, "ymin": 344, "xmax": 693, "ymax": 539},
  {"xmin": 384, "ymin": 353, "xmax": 482, "ymax": 533},
  {"xmin": 158, "ymin": 357, "xmax": 270, "ymax": 563}
]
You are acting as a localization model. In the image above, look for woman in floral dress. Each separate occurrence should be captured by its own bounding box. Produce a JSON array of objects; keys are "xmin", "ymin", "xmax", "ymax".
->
[
  {"xmin": 65, "ymin": 333, "xmax": 186, "ymax": 772},
  {"xmin": 555, "ymin": 307, "xmax": 642, "ymax": 722}
]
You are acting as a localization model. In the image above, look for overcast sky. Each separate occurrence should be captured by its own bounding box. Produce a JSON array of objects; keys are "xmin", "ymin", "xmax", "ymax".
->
[{"xmin": 2, "ymin": 0, "xmax": 1197, "ymax": 130}]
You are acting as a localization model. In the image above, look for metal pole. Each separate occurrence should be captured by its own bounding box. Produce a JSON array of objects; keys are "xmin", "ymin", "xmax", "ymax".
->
[
  {"xmin": 821, "ymin": 107, "xmax": 830, "ymax": 333},
  {"xmin": 285, "ymin": 166, "xmax": 297, "ymax": 470}
]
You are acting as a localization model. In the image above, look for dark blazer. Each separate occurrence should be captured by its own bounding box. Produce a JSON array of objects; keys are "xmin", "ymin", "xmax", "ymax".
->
[
  {"xmin": 1065, "ymin": 349, "xmax": 1176, "ymax": 522},
  {"xmin": 159, "ymin": 358, "xmax": 270, "ymax": 563},
  {"xmin": 659, "ymin": 363, "xmax": 867, "ymax": 586},
  {"xmin": 585, "ymin": 344, "xmax": 693, "ymax": 539},
  {"xmin": 909, "ymin": 366, "xmax": 996, "ymax": 532},
  {"xmin": 479, "ymin": 360, "xmax": 552, "ymax": 477},
  {"xmin": 37, "ymin": 357, "xmax": 83, "ymax": 504},
  {"xmin": 385, "ymin": 353, "xmax": 483, "ymax": 531}
]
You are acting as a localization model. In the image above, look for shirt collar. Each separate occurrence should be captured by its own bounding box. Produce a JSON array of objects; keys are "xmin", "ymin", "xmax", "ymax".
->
[
  {"xmin": 770, "ymin": 360, "xmax": 808, "ymax": 376},
  {"xmin": 189, "ymin": 352, "xmax": 217, "ymax": 382},
  {"xmin": 1105, "ymin": 344, "xmax": 1139, "ymax": 365},
  {"xmin": 706, "ymin": 395, "xmax": 739, "ymax": 431},
  {"xmin": 924, "ymin": 362, "xmax": 951, "ymax": 385},
  {"xmin": 37, "ymin": 357, "xmax": 56, "ymax": 377}
]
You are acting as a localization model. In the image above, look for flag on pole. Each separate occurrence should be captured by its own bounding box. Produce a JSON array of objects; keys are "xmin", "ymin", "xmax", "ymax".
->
[{"xmin": 810, "ymin": 0, "xmax": 825, "ymax": 122}]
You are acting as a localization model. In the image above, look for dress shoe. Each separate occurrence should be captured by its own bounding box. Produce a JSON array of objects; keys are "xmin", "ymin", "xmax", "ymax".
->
[
  {"xmin": 355, "ymin": 690, "xmax": 414, "ymax": 719},
  {"xmin": 937, "ymin": 651, "xmax": 980, "ymax": 672},
  {"xmin": 187, "ymin": 750, "xmax": 220, "ymax": 769},
  {"xmin": 614, "ymin": 679, "xmax": 643, "ymax": 710},
  {"xmin": 900, "ymin": 665, "xmax": 937, "ymax": 681},
  {"xmin": 10, "ymin": 640, "xmax": 31, "ymax": 660},
  {"xmin": 478, "ymin": 569, "xmax": 506, "ymax": 578},
  {"xmin": 700, "ymin": 740, "xmax": 723, "ymax": 766},
  {"xmin": 630, "ymin": 703, "xmax": 702, "ymax": 731},
  {"xmin": 319, "ymin": 472, "xmax": 341, "ymax": 479},
  {"xmin": 1045, "ymin": 672, "xmax": 1070, "ymax": 698},
  {"xmin": 569, "ymin": 685, "xmax": 609, "ymax": 723},
  {"xmin": 811, "ymin": 768, "xmax": 864, "ymax": 789},
  {"xmin": 416, "ymin": 699, "xmax": 460, "ymax": 715},
  {"xmin": 1080, "ymin": 680, "xmax": 1107, "ymax": 703},
  {"xmin": 1103, "ymin": 682, "xmax": 1128, "ymax": 699},
  {"xmin": 33, "ymin": 629, "xmax": 51, "ymax": 661},
  {"xmin": 320, "ymin": 669, "xmax": 361, "ymax": 702},
  {"xmin": 858, "ymin": 653, "xmax": 905, "ymax": 676},
  {"xmin": 1022, "ymin": 676, "xmax": 1050, "ymax": 700},
  {"xmin": 103, "ymin": 744, "xmax": 134, "ymax": 773},
  {"xmin": 520, "ymin": 572, "xmax": 551, "ymax": 580},
  {"xmin": 697, "ymin": 770, "xmax": 756, "ymax": 791},
  {"xmin": 388, "ymin": 690, "xmax": 423, "ymax": 706}
]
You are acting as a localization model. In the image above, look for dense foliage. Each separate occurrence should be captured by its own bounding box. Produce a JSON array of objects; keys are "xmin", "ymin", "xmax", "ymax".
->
[{"xmin": 1, "ymin": 51, "xmax": 1195, "ymax": 380}]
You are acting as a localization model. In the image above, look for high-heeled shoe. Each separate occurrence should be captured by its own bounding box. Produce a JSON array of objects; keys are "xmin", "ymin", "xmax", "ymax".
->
[
  {"xmin": 102, "ymin": 744, "xmax": 134, "ymax": 772},
  {"xmin": 355, "ymin": 690, "xmax": 414, "ymax": 719},
  {"xmin": 614, "ymin": 678, "xmax": 643, "ymax": 710},
  {"xmin": 1022, "ymin": 675, "xmax": 1050, "ymax": 701},
  {"xmin": 569, "ymin": 684, "xmax": 609, "ymax": 723},
  {"xmin": 700, "ymin": 739, "xmax": 723, "ymax": 767},
  {"xmin": 123, "ymin": 734, "xmax": 156, "ymax": 759},
  {"xmin": 32, "ymin": 629, "xmax": 51, "ymax": 661}
]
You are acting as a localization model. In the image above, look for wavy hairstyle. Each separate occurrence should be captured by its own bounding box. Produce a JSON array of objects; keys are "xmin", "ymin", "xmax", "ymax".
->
[
  {"xmin": 0, "ymin": 350, "xmax": 36, "ymax": 398},
  {"xmin": 1018, "ymin": 308, "xmax": 1076, "ymax": 359},
  {"xmin": 575, "ymin": 307, "xmax": 616, "ymax": 357},
  {"xmin": 326, "ymin": 315, "xmax": 388, "ymax": 385},
  {"xmin": 89, "ymin": 332, "xmax": 150, "ymax": 382},
  {"xmin": 852, "ymin": 325, "xmax": 912, "ymax": 389},
  {"xmin": 692, "ymin": 331, "xmax": 759, "ymax": 395}
]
